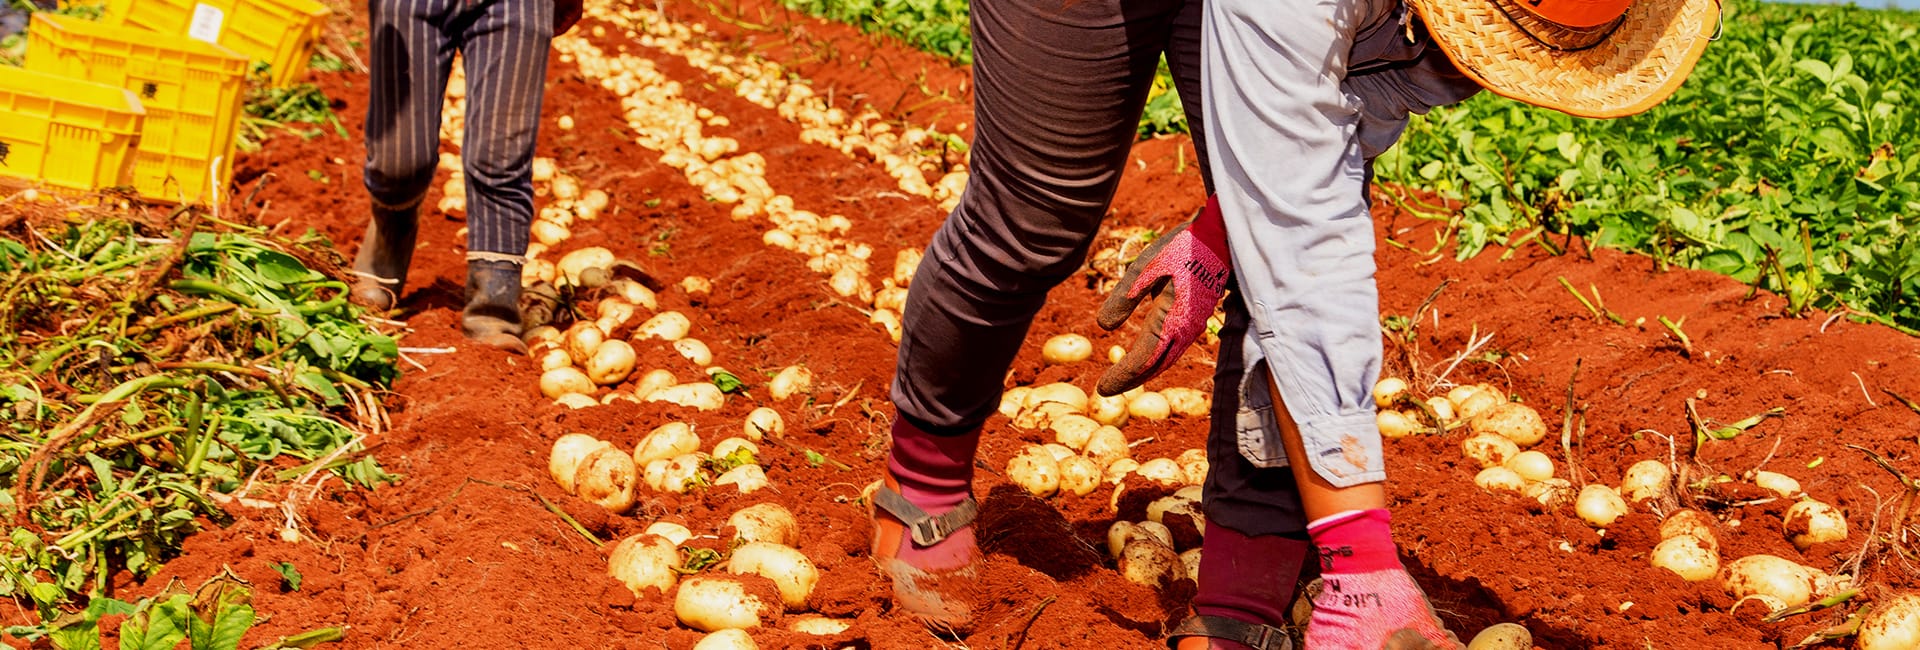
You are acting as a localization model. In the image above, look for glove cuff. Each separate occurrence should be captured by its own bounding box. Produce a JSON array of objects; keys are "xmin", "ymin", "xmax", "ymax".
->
[{"xmin": 1186, "ymin": 194, "xmax": 1230, "ymax": 261}]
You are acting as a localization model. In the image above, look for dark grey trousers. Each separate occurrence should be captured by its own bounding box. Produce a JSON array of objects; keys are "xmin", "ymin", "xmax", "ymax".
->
[
  {"xmin": 887, "ymin": 0, "xmax": 1306, "ymax": 535},
  {"xmin": 363, "ymin": 0, "xmax": 551, "ymax": 257}
]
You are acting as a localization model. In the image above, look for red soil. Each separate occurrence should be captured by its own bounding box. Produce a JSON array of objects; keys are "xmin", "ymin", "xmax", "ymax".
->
[{"xmin": 8, "ymin": 2, "xmax": 1918, "ymax": 649}]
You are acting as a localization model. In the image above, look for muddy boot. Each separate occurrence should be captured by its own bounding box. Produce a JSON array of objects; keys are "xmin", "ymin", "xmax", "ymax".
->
[
  {"xmin": 349, "ymin": 204, "xmax": 419, "ymax": 311},
  {"xmin": 870, "ymin": 416, "xmax": 982, "ymax": 632},
  {"xmin": 1167, "ymin": 523, "xmax": 1312, "ymax": 650},
  {"xmin": 462, "ymin": 258, "xmax": 529, "ymax": 354}
]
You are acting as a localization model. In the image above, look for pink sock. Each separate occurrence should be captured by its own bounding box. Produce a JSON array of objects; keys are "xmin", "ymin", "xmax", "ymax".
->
[
  {"xmin": 1305, "ymin": 509, "xmax": 1458, "ymax": 649},
  {"xmin": 883, "ymin": 418, "xmax": 980, "ymax": 571}
]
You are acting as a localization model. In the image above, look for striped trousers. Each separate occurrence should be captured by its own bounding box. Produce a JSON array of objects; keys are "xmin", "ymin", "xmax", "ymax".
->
[{"xmin": 363, "ymin": 0, "xmax": 552, "ymax": 257}]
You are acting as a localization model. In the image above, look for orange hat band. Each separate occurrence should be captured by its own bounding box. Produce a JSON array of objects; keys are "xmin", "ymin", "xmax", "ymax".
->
[
  {"xmin": 1511, "ymin": 0, "xmax": 1634, "ymax": 28},
  {"xmin": 1492, "ymin": 0, "xmax": 1628, "ymax": 50}
]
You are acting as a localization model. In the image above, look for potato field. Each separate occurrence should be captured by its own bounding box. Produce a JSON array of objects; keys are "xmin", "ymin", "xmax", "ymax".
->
[{"xmin": 3, "ymin": 0, "xmax": 1920, "ymax": 648}]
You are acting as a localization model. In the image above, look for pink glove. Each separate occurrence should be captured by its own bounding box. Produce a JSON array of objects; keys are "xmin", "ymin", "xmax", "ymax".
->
[
  {"xmin": 1307, "ymin": 510, "xmax": 1462, "ymax": 650},
  {"xmin": 1096, "ymin": 195, "xmax": 1230, "ymax": 397}
]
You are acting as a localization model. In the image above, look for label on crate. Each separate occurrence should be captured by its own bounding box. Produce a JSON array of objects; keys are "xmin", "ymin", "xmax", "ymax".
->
[{"xmin": 188, "ymin": 4, "xmax": 226, "ymax": 42}]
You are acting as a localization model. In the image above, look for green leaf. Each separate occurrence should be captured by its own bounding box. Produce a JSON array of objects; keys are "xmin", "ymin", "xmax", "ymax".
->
[
  {"xmin": 120, "ymin": 595, "xmax": 191, "ymax": 650},
  {"xmin": 271, "ymin": 562, "xmax": 303, "ymax": 591},
  {"xmin": 710, "ymin": 371, "xmax": 746, "ymax": 395},
  {"xmin": 1792, "ymin": 58, "xmax": 1834, "ymax": 84}
]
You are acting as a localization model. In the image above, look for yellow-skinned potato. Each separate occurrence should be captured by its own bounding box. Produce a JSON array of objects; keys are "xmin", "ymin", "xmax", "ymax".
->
[
  {"xmin": 1135, "ymin": 458, "xmax": 1185, "ymax": 488},
  {"xmin": 1621, "ymin": 460, "xmax": 1672, "ymax": 503},
  {"xmin": 648, "ymin": 383, "xmax": 727, "ymax": 411},
  {"xmin": 1575, "ymin": 484, "xmax": 1627, "ymax": 528},
  {"xmin": 1504, "ymin": 451, "xmax": 1554, "ymax": 482},
  {"xmin": 540, "ymin": 367, "xmax": 594, "ymax": 399},
  {"xmin": 554, "ymin": 393, "xmax": 599, "ymax": 410},
  {"xmin": 1857, "ymin": 593, "xmax": 1920, "ymax": 650},
  {"xmin": 635, "ymin": 422, "xmax": 701, "ymax": 465},
  {"xmin": 1474, "ymin": 467, "xmax": 1526, "ymax": 493},
  {"xmin": 1084, "ymin": 426, "xmax": 1131, "ymax": 466},
  {"xmin": 1753, "ymin": 470, "xmax": 1802, "ymax": 499},
  {"xmin": 639, "ymin": 311, "xmax": 693, "ymax": 341},
  {"xmin": 1784, "ymin": 499, "xmax": 1848, "ymax": 550},
  {"xmin": 1090, "ymin": 393, "xmax": 1130, "ymax": 427},
  {"xmin": 1378, "ymin": 410, "xmax": 1421, "ymax": 439},
  {"xmin": 714, "ymin": 464, "xmax": 770, "ymax": 493},
  {"xmin": 1128, "ymin": 391, "xmax": 1171, "ymax": 420},
  {"xmin": 1461, "ymin": 434, "xmax": 1519, "ymax": 469},
  {"xmin": 556, "ymin": 247, "xmax": 615, "ymax": 286},
  {"xmin": 1051, "ymin": 414, "xmax": 1101, "ymax": 450},
  {"xmin": 1118, "ymin": 539, "xmax": 1183, "ymax": 589},
  {"xmin": 1006, "ymin": 446, "xmax": 1062, "ymax": 497},
  {"xmin": 633, "ymin": 369, "xmax": 678, "ymax": 400},
  {"xmin": 1466, "ymin": 623, "xmax": 1532, "ymax": 650},
  {"xmin": 728, "ymin": 542, "xmax": 819, "ymax": 610},
  {"xmin": 769, "ymin": 365, "xmax": 813, "ymax": 402},
  {"xmin": 1470, "ymin": 402, "xmax": 1548, "ymax": 447},
  {"xmin": 1162, "ymin": 387, "xmax": 1209, "ymax": 418},
  {"xmin": 693, "ymin": 630, "xmax": 757, "ymax": 650},
  {"xmin": 744, "ymin": 407, "xmax": 784, "ymax": 441},
  {"xmin": 549, "ymin": 433, "xmax": 611, "ymax": 493},
  {"xmin": 1372, "ymin": 376, "xmax": 1409, "ymax": 406},
  {"xmin": 1650, "ymin": 535, "xmax": 1719, "ymax": 582},
  {"xmin": 788, "ymin": 616, "xmax": 850, "ymax": 635},
  {"xmin": 644, "ymin": 521, "xmax": 694, "ymax": 546},
  {"xmin": 574, "ymin": 448, "xmax": 638, "ymax": 513},
  {"xmin": 1059, "ymin": 455, "xmax": 1102, "ymax": 496},
  {"xmin": 1723, "ymin": 555, "xmax": 1830, "ymax": 608},
  {"xmin": 586, "ymin": 340, "xmax": 637, "ymax": 386},
  {"xmin": 729, "ymin": 503, "xmax": 801, "ymax": 546},
  {"xmin": 675, "ymin": 338, "xmax": 715, "ymax": 366},
  {"xmin": 675, "ymin": 576, "xmax": 775, "ymax": 632},
  {"xmin": 1027, "ymin": 382, "xmax": 1090, "ymax": 414},
  {"xmin": 608, "ymin": 533, "xmax": 680, "ymax": 596},
  {"xmin": 564, "ymin": 321, "xmax": 605, "ymax": 365},
  {"xmin": 1042, "ymin": 334, "xmax": 1093, "ymax": 364}
]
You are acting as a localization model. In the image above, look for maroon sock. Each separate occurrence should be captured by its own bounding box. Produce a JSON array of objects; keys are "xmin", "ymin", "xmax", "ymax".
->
[{"xmin": 1191, "ymin": 522, "xmax": 1311, "ymax": 649}]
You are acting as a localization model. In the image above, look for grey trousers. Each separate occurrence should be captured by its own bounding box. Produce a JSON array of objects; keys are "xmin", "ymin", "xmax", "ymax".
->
[
  {"xmin": 891, "ymin": 0, "xmax": 1208, "ymax": 436},
  {"xmin": 363, "ymin": 0, "xmax": 552, "ymax": 257},
  {"xmin": 886, "ymin": 0, "xmax": 1312, "ymax": 536}
]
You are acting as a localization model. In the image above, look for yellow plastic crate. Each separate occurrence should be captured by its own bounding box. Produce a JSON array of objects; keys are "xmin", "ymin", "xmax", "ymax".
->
[
  {"xmin": 103, "ymin": 0, "xmax": 330, "ymax": 87},
  {"xmin": 0, "ymin": 65, "xmax": 146, "ymax": 193},
  {"xmin": 26, "ymin": 13, "xmax": 250, "ymax": 203}
]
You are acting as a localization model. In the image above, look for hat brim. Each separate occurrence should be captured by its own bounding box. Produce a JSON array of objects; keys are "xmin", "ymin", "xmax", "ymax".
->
[{"xmin": 1407, "ymin": 0, "xmax": 1721, "ymax": 118}]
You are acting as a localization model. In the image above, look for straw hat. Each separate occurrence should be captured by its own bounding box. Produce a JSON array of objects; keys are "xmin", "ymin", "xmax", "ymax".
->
[{"xmin": 1405, "ymin": 0, "xmax": 1722, "ymax": 118}]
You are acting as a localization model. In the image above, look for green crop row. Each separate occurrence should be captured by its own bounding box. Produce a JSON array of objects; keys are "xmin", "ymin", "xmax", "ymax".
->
[
  {"xmin": 1377, "ymin": 0, "xmax": 1920, "ymax": 332},
  {"xmin": 780, "ymin": 0, "xmax": 973, "ymax": 64}
]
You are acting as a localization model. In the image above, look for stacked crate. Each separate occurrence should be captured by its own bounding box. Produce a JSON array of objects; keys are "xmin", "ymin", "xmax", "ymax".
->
[{"xmin": 0, "ymin": 0, "xmax": 330, "ymax": 202}]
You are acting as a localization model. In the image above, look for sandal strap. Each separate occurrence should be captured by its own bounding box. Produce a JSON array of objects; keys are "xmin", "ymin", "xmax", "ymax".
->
[
  {"xmin": 1166, "ymin": 615, "xmax": 1293, "ymax": 650},
  {"xmin": 874, "ymin": 485, "xmax": 978, "ymax": 547}
]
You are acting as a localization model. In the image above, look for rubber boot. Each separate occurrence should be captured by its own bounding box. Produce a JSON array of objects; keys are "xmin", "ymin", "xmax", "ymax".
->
[
  {"xmin": 349, "ymin": 204, "xmax": 419, "ymax": 311},
  {"xmin": 870, "ymin": 416, "xmax": 982, "ymax": 631},
  {"xmin": 1169, "ymin": 523, "xmax": 1312, "ymax": 650},
  {"xmin": 462, "ymin": 259, "xmax": 529, "ymax": 354}
]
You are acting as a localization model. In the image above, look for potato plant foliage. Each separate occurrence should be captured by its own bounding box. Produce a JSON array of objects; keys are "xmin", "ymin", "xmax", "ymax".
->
[
  {"xmin": 1377, "ymin": 0, "xmax": 1920, "ymax": 331},
  {"xmin": 0, "ymin": 217, "xmax": 396, "ymax": 622}
]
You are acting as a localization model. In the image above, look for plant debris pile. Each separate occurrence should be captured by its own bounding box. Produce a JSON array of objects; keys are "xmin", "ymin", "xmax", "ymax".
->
[{"xmin": 0, "ymin": 213, "xmax": 397, "ymax": 626}]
